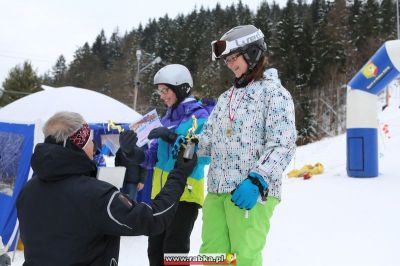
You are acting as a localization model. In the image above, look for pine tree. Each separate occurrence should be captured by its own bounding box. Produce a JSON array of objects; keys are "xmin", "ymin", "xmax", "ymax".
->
[
  {"xmin": 254, "ymin": 1, "xmax": 273, "ymax": 49},
  {"xmin": 296, "ymin": 12, "xmax": 313, "ymax": 87},
  {"xmin": 92, "ymin": 29, "xmax": 110, "ymax": 69},
  {"xmin": 156, "ymin": 15, "xmax": 176, "ymax": 63},
  {"xmin": 360, "ymin": 0, "xmax": 380, "ymax": 38},
  {"xmin": 141, "ymin": 19, "xmax": 160, "ymax": 53},
  {"xmin": 358, "ymin": 0, "xmax": 381, "ymax": 58},
  {"xmin": 236, "ymin": 1, "xmax": 254, "ymax": 25},
  {"xmin": 66, "ymin": 42, "xmax": 102, "ymax": 89},
  {"xmin": 309, "ymin": 0, "xmax": 329, "ymax": 88},
  {"xmin": 348, "ymin": 0, "xmax": 363, "ymax": 49},
  {"xmin": 379, "ymin": 0, "xmax": 397, "ymax": 40},
  {"xmin": 108, "ymin": 29, "xmax": 123, "ymax": 63},
  {"xmin": 323, "ymin": 0, "xmax": 349, "ymax": 70},
  {"xmin": 209, "ymin": 3, "xmax": 226, "ymax": 38},
  {"xmin": 52, "ymin": 55, "xmax": 67, "ymax": 85},
  {"xmin": 225, "ymin": 4, "xmax": 239, "ymax": 29},
  {"xmin": 0, "ymin": 61, "xmax": 41, "ymax": 106},
  {"xmin": 274, "ymin": 0, "xmax": 301, "ymax": 87}
]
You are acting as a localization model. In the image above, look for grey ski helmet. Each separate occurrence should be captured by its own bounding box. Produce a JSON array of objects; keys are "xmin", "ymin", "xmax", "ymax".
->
[
  {"xmin": 153, "ymin": 64, "xmax": 193, "ymax": 103},
  {"xmin": 211, "ymin": 25, "xmax": 267, "ymax": 70}
]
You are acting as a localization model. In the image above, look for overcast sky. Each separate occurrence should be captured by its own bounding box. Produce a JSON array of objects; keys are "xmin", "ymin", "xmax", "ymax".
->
[{"xmin": 0, "ymin": 0, "xmax": 288, "ymax": 86}]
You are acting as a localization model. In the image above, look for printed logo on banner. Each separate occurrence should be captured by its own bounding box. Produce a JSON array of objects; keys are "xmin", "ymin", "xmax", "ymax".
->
[
  {"xmin": 366, "ymin": 65, "xmax": 392, "ymax": 90},
  {"xmin": 362, "ymin": 61, "xmax": 378, "ymax": 79}
]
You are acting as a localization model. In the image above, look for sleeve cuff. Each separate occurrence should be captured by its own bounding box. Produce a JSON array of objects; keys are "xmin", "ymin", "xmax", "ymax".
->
[{"xmin": 248, "ymin": 171, "xmax": 268, "ymax": 190}]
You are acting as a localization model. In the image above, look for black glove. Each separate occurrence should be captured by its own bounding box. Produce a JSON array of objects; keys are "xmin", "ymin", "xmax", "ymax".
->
[
  {"xmin": 115, "ymin": 147, "xmax": 145, "ymax": 165},
  {"xmin": 0, "ymin": 253, "xmax": 11, "ymax": 266},
  {"xmin": 148, "ymin": 127, "xmax": 177, "ymax": 144},
  {"xmin": 119, "ymin": 130, "xmax": 138, "ymax": 155},
  {"xmin": 173, "ymin": 148, "xmax": 198, "ymax": 179}
]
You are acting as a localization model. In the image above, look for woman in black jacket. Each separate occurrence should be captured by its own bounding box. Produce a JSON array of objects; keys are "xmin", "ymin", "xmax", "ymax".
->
[{"xmin": 17, "ymin": 111, "xmax": 196, "ymax": 266}]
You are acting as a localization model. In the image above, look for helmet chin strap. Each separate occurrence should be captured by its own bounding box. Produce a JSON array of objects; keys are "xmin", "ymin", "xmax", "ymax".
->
[{"xmin": 234, "ymin": 71, "xmax": 252, "ymax": 88}]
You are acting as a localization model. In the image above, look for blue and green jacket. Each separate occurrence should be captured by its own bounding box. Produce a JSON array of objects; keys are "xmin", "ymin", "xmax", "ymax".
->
[{"xmin": 142, "ymin": 97, "xmax": 211, "ymax": 206}]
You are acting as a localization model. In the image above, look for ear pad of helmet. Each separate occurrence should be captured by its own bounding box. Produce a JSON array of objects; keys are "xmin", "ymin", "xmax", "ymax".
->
[{"xmin": 243, "ymin": 44, "xmax": 264, "ymax": 70}]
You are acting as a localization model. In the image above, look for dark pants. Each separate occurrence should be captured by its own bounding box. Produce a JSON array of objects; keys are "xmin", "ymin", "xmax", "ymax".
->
[
  {"xmin": 148, "ymin": 201, "xmax": 199, "ymax": 266},
  {"xmin": 121, "ymin": 182, "xmax": 138, "ymax": 201}
]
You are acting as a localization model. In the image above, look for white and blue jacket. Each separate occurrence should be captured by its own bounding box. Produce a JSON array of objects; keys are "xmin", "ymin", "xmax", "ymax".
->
[{"xmin": 198, "ymin": 68, "xmax": 297, "ymax": 200}]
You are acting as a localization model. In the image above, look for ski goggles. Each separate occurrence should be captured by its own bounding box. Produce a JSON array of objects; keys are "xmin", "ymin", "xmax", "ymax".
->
[{"xmin": 211, "ymin": 29, "xmax": 264, "ymax": 60}]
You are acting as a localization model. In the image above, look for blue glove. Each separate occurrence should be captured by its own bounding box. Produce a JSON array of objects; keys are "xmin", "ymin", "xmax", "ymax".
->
[
  {"xmin": 171, "ymin": 135, "xmax": 186, "ymax": 159},
  {"xmin": 231, "ymin": 173, "xmax": 268, "ymax": 210},
  {"xmin": 148, "ymin": 127, "xmax": 177, "ymax": 144}
]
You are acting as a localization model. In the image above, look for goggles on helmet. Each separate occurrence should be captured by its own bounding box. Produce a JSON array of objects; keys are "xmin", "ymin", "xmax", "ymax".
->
[{"xmin": 211, "ymin": 29, "xmax": 264, "ymax": 61}]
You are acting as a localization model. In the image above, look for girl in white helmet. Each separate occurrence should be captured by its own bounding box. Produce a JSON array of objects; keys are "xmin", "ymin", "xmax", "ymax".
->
[
  {"xmin": 198, "ymin": 25, "xmax": 297, "ymax": 265},
  {"xmin": 135, "ymin": 64, "xmax": 211, "ymax": 266}
]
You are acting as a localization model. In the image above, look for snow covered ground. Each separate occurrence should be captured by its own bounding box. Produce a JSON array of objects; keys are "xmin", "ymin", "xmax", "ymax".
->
[{"xmin": 9, "ymin": 82, "xmax": 400, "ymax": 265}]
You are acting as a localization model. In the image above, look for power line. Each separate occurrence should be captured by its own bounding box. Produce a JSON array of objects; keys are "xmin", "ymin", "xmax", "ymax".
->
[{"xmin": 0, "ymin": 53, "xmax": 54, "ymax": 63}]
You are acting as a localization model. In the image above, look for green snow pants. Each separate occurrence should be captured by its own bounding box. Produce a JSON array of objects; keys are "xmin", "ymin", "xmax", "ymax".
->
[{"xmin": 199, "ymin": 193, "xmax": 279, "ymax": 266}]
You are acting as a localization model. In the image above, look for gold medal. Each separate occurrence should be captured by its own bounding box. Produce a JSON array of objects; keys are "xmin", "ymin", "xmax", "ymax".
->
[{"xmin": 226, "ymin": 127, "xmax": 233, "ymax": 137}]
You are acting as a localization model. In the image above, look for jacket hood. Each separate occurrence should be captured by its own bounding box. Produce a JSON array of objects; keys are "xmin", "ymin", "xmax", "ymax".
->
[
  {"xmin": 264, "ymin": 68, "xmax": 281, "ymax": 84},
  {"xmin": 163, "ymin": 97, "xmax": 202, "ymax": 123},
  {"xmin": 31, "ymin": 142, "xmax": 97, "ymax": 182}
]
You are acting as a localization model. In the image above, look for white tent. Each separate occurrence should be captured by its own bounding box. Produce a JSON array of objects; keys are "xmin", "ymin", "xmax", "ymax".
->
[{"xmin": 0, "ymin": 86, "xmax": 141, "ymax": 124}]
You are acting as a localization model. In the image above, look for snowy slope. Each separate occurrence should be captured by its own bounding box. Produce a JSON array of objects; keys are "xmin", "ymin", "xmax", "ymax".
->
[
  {"xmin": 266, "ymin": 82, "xmax": 400, "ymax": 266},
  {"xmin": 9, "ymin": 82, "xmax": 400, "ymax": 265}
]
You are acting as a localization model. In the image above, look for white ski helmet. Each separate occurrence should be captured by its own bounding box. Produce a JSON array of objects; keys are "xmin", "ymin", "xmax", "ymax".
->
[
  {"xmin": 211, "ymin": 25, "xmax": 267, "ymax": 70},
  {"xmin": 153, "ymin": 64, "xmax": 193, "ymax": 102}
]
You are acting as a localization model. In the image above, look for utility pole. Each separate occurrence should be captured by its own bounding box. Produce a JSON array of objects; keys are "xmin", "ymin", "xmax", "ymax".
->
[
  {"xmin": 397, "ymin": 0, "xmax": 399, "ymax": 39},
  {"xmin": 132, "ymin": 50, "xmax": 161, "ymax": 111},
  {"xmin": 133, "ymin": 50, "xmax": 142, "ymax": 110}
]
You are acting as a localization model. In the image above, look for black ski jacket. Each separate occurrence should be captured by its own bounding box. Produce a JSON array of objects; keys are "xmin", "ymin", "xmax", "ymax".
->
[{"xmin": 17, "ymin": 141, "xmax": 188, "ymax": 266}]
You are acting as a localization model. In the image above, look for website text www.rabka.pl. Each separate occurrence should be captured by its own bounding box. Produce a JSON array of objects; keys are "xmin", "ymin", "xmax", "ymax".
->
[{"xmin": 163, "ymin": 253, "xmax": 236, "ymax": 265}]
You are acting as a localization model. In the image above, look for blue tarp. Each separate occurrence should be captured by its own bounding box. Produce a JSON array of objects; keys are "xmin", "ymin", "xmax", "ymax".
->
[{"xmin": 0, "ymin": 122, "xmax": 34, "ymax": 249}]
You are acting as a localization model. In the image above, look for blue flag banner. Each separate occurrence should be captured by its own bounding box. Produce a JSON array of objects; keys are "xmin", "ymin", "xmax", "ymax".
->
[{"xmin": 349, "ymin": 44, "xmax": 400, "ymax": 95}]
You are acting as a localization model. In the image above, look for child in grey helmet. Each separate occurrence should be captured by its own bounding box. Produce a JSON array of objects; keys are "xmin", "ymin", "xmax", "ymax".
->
[{"xmin": 198, "ymin": 25, "xmax": 297, "ymax": 265}]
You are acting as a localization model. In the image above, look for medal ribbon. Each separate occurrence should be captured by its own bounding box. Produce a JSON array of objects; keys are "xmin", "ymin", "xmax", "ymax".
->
[{"xmin": 228, "ymin": 83, "xmax": 252, "ymax": 126}]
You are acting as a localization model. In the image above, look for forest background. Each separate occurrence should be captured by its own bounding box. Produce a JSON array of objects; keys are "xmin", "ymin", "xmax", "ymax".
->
[{"xmin": 1, "ymin": 0, "xmax": 398, "ymax": 145}]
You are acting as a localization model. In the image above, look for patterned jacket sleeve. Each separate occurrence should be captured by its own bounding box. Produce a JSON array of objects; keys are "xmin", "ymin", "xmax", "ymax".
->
[
  {"xmin": 252, "ymin": 84, "xmax": 297, "ymax": 185},
  {"xmin": 197, "ymin": 95, "xmax": 223, "ymax": 157}
]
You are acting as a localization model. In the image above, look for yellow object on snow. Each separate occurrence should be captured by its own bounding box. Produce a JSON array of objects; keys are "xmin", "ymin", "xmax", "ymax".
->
[
  {"xmin": 287, "ymin": 163, "xmax": 324, "ymax": 179},
  {"xmin": 17, "ymin": 239, "xmax": 24, "ymax": 250}
]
